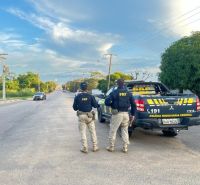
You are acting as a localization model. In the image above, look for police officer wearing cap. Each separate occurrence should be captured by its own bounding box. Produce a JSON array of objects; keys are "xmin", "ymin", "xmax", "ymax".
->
[
  {"xmin": 73, "ymin": 82, "xmax": 99, "ymax": 153},
  {"xmin": 105, "ymin": 79, "xmax": 136, "ymax": 153}
]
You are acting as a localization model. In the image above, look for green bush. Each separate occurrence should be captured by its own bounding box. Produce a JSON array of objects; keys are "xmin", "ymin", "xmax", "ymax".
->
[{"xmin": 0, "ymin": 88, "xmax": 35, "ymax": 98}]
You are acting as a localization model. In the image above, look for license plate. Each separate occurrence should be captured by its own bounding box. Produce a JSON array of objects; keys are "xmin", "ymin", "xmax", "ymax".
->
[{"xmin": 162, "ymin": 118, "xmax": 180, "ymax": 125}]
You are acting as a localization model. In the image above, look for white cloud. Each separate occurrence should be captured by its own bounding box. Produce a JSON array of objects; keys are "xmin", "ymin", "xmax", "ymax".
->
[
  {"xmin": 0, "ymin": 32, "xmax": 21, "ymax": 41},
  {"xmin": 51, "ymin": 22, "xmax": 104, "ymax": 44},
  {"xmin": 0, "ymin": 32, "xmax": 27, "ymax": 50},
  {"xmin": 28, "ymin": 0, "xmax": 91, "ymax": 21},
  {"xmin": 1, "ymin": 32, "xmax": 160, "ymax": 82},
  {"xmin": 98, "ymin": 43, "xmax": 113, "ymax": 55},
  {"xmin": 4, "ymin": 1, "xmax": 167, "ymax": 82},
  {"xmin": 0, "ymin": 30, "xmax": 101, "ymax": 81},
  {"xmin": 147, "ymin": 19, "xmax": 157, "ymax": 24},
  {"xmin": 7, "ymin": 7, "xmax": 120, "ymax": 55},
  {"xmin": 6, "ymin": 8, "xmax": 54, "ymax": 31}
]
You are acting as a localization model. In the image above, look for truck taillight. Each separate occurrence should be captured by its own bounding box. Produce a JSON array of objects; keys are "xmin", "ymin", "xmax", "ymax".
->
[
  {"xmin": 197, "ymin": 97, "xmax": 200, "ymax": 111},
  {"xmin": 135, "ymin": 99, "xmax": 145, "ymax": 112}
]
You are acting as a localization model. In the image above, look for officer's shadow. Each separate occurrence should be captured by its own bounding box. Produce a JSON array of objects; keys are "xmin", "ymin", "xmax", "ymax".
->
[{"xmin": 118, "ymin": 127, "xmax": 183, "ymax": 150}]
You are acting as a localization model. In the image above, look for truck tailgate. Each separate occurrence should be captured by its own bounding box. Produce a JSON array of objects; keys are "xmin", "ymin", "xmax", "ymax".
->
[{"xmin": 140, "ymin": 96, "xmax": 199, "ymax": 118}]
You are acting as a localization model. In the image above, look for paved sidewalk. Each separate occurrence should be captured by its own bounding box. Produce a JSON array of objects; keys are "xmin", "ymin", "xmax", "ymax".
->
[
  {"xmin": 0, "ymin": 99, "xmax": 23, "ymax": 105},
  {"xmin": 0, "ymin": 98, "xmax": 32, "ymax": 105}
]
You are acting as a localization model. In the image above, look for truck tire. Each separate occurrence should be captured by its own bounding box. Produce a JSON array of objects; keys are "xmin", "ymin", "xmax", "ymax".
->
[
  {"xmin": 98, "ymin": 108, "xmax": 106, "ymax": 123},
  {"xmin": 162, "ymin": 128, "xmax": 178, "ymax": 137}
]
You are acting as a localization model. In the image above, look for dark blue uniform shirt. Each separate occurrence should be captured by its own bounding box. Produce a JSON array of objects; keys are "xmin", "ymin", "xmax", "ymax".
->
[
  {"xmin": 105, "ymin": 87, "xmax": 136, "ymax": 116},
  {"xmin": 73, "ymin": 92, "xmax": 98, "ymax": 112}
]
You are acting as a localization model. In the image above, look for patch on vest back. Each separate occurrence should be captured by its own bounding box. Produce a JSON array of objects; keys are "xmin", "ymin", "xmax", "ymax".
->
[
  {"xmin": 117, "ymin": 89, "xmax": 130, "ymax": 109},
  {"xmin": 82, "ymin": 98, "xmax": 88, "ymax": 101}
]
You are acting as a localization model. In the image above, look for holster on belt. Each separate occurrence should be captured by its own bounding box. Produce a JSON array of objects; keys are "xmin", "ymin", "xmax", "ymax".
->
[
  {"xmin": 77, "ymin": 111, "xmax": 82, "ymax": 116},
  {"xmin": 91, "ymin": 111, "xmax": 95, "ymax": 120},
  {"xmin": 77, "ymin": 111, "xmax": 96, "ymax": 121},
  {"xmin": 111, "ymin": 109, "xmax": 119, "ymax": 115}
]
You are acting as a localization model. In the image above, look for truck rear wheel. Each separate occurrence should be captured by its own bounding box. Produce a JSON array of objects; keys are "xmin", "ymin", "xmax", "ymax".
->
[{"xmin": 162, "ymin": 128, "xmax": 178, "ymax": 137}]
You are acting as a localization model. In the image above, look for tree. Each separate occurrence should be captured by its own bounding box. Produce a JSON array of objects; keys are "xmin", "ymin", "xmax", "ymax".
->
[
  {"xmin": 130, "ymin": 70, "xmax": 153, "ymax": 81},
  {"xmin": 0, "ymin": 72, "xmax": 57, "ymax": 99},
  {"xmin": 84, "ymin": 78, "xmax": 99, "ymax": 91},
  {"xmin": 46, "ymin": 81, "xmax": 57, "ymax": 92},
  {"xmin": 40, "ymin": 82, "xmax": 48, "ymax": 92},
  {"xmin": 65, "ymin": 80, "xmax": 81, "ymax": 92},
  {"xmin": 98, "ymin": 72, "xmax": 133, "ymax": 93},
  {"xmin": 97, "ymin": 79, "xmax": 108, "ymax": 93},
  {"xmin": 64, "ymin": 77, "xmax": 99, "ymax": 92},
  {"xmin": 17, "ymin": 72, "xmax": 40, "ymax": 91},
  {"xmin": 90, "ymin": 71, "xmax": 105, "ymax": 79},
  {"xmin": 6, "ymin": 79, "xmax": 20, "ymax": 91},
  {"xmin": 159, "ymin": 32, "xmax": 200, "ymax": 96},
  {"xmin": 110, "ymin": 72, "xmax": 132, "ymax": 81}
]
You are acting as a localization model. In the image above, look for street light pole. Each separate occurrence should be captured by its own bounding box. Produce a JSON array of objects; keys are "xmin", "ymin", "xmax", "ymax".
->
[
  {"xmin": 37, "ymin": 73, "xmax": 40, "ymax": 92},
  {"xmin": 107, "ymin": 54, "xmax": 112, "ymax": 91},
  {"xmin": 2, "ymin": 66, "xmax": 6, "ymax": 100},
  {"xmin": 0, "ymin": 54, "xmax": 8, "ymax": 100},
  {"xmin": 104, "ymin": 54, "xmax": 116, "ymax": 91}
]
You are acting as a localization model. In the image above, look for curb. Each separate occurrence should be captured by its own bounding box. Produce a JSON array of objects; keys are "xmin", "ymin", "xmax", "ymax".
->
[{"xmin": 0, "ymin": 98, "xmax": 31, "ymax": 105}]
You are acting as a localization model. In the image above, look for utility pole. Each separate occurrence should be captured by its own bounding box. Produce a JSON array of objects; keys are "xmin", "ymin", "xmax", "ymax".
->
[
  {"xmin": 104, "ymin": 54, "xmax": 116, "ymax": 91},
  {"xmin": 46, "ymin": 83, "xmax": 49, "ymax": 92},
  {"xmin": 82, "ymin": 72, "xmax": 86, "ymax": 81},
  {"xmin": 38, "ymin": 82, "xmax": 40, "ymax": 92},
  {"xmin": 0, "ymin": 54, "xmax": 8, "ymax": 100},
  {"xmin": 2, "ymin": 65, "xmax": 6, "ymax": 100},
  {"xmin": 37, "ymin": 73, "xmax": 40, "ymax": 92}
]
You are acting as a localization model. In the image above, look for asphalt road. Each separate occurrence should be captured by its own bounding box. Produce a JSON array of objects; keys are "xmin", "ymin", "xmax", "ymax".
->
[{"xmin": 0, "ymin": 91, "xmax": 200, "ymax": 185}]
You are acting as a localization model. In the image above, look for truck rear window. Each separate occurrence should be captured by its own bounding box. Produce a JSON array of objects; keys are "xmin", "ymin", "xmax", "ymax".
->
[{"xmin": 126, "ymin": 83, "xmax": 168, "ymax": 95}]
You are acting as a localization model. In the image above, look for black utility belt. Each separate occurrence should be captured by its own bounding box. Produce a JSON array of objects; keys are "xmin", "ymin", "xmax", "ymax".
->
[
  {"xmin": 112, "ymin": 109, "xmax": 128, "ymax": 115},
  {"xmin": 77, "ymin": 111, "xmax": 95, "ymax": 119},
  {"xmin": 77, "ymin": 111, "xmax": 91, "ymax": 114}
]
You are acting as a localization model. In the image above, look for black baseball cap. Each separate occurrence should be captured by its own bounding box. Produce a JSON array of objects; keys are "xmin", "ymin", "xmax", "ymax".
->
[
  {"xmin": 80, "ymin": 82, "xmax": 88, "ymax": 90},
  {"xmin": 117, "ymin": 79, "xmax": 124, "ymax": 87}
]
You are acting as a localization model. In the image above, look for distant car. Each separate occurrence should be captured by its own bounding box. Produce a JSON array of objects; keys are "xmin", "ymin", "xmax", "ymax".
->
[{"xmin": 33, "ymin": 92, "xmax": 46, "ymax": 101}]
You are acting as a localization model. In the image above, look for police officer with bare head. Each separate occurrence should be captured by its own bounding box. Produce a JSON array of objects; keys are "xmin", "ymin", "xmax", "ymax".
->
[
  {"xmin": 105, "ymin": 79, "xmax": 136, "ymax": 153},
  {"xmin": 73, "ymin": 82, "xmax": 99, "ymax": 153}
]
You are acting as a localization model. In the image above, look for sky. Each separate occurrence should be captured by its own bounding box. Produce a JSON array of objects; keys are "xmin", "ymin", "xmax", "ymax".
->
[{"xmin": 0, "ymin": 0, "xmax": 200, "ymax": 83}]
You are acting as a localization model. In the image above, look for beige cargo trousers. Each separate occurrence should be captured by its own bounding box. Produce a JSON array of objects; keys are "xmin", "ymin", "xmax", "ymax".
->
[
  {"xmin": 108, "ymin": 112, "xmax": 130, "ymax": 149},
  {"xmin": 78, "ymin": 114, "xmax": 98, "ymax": 151}
]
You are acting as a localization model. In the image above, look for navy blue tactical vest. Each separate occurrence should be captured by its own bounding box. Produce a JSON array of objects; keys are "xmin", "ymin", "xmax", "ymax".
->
[
  {"xmin": 116, "ymin": 89, "xmax": 130, "ymax": 110},
  {"xmin": 78, "ymin": 93, "xmax": 91, "ymax": 105}
]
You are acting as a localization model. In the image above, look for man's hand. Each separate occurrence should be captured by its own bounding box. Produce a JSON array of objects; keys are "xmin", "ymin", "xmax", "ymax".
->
[
  {"xmin": 129, "ymin": 115, "xmax": 135, "ymax": 123},
  {"xmin": 129, "ymin": 115, "xmax": 135, "ymax": 126}
]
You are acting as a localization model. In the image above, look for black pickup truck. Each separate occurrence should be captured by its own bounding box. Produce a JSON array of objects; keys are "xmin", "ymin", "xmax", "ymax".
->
[{"xmin": 97, "ymin": 81, "xmax": 200, "ymax": 137}]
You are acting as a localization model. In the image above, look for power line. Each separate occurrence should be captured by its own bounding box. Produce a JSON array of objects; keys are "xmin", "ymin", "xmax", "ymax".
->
[
  {"xmin": 115, "ymin": 6, "xmax": 200, "ymax": 54},
  {"xmin": 180, "ymin": 17, "xmax": 200, "ymax": 27},
  {"xmin": 145, "ymin": 10, "xmax": 200, "ymax": 41},
  {"xmin": 136, "ymin": 6, "xmax": 200, "ymax": 43}
]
